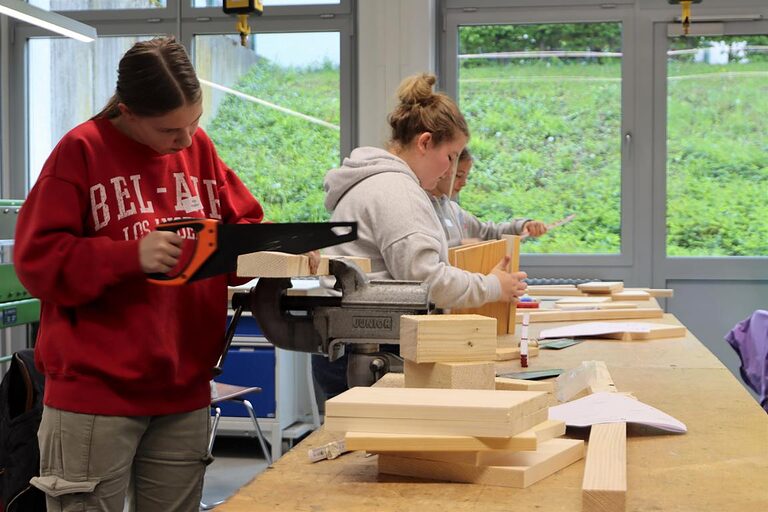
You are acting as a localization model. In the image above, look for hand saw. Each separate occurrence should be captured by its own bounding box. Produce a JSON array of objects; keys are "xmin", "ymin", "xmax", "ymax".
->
[{"xmin": 147, "ymin": 218, "xmax": 357, "ymax": 286}]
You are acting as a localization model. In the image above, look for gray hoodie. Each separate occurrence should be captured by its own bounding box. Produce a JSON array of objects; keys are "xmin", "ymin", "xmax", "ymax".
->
[
  {"xmin": 430, "ymin": 194, "xmax": 530, "ymax": 248},
  {"xmin": 323, "ymin": 147, "xmax": 501, "ymax": 309}
]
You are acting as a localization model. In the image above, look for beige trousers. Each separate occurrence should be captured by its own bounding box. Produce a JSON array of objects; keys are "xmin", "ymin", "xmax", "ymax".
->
[{"xmin": 32, "ymin": 405, "xmax": 211, "ymax": 512}]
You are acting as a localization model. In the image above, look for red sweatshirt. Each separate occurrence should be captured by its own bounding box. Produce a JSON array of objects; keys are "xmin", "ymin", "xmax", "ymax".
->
[{"xmin": 14, "ymin": 117, "xmax": 264, "ymax": 416}]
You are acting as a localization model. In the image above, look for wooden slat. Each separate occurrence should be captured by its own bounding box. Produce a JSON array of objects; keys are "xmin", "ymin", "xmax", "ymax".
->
[
  {"xmin": 582, "ymin": 423, "xmax": 627, "ymax": 512},
  {"xmin": 515, "ymin": 307, "xmax": 663, "ymax": 323}
]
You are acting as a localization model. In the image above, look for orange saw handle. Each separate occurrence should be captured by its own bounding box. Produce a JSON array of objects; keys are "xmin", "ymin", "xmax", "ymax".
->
[{"xmin": 146, "ymin": 218, "xmax": 218, "ymax": 286}]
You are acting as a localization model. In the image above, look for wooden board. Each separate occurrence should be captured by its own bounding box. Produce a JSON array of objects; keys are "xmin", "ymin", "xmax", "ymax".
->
[
  {"xmin": 577, "ymin": 282, "xmax": 624, "ymax": 294},
  {"xmin": 515, "ymin": 307, "xmax": 663, "ymax": 324},
  {"xmin": 378, "ymin": 438, "xmax": 584, "ymax": 489},
  {"xmin": 345, "ymin": 419, "xmax": 566, "ymax": 453},
  {"xmin": 325, "ymin": 386, "xmax": 548, "ymax": 422},
  {"xmin": 540, "ymin": 322, "xmax": 686, "ymax": 342},
  {"xmin": 325, "ymin": 408, "xmax": 549, "ymax": 438},
  {"xmin": 237, "ymin": 252, "xmax": 371, "ymax": 277},
  {"xmin": 399, "ymin": 314, "xmax": 497, "ymax": 363},
  {"xmin": 404, "ymin": 360, "xmax": 496, "ymax": 390},
  {"xmin": 582, "ymin": 422, "xmax": 627, "ymax": 512},
  {"xmin": 449, "ymin": 239, "xmax": 511, "ymax": 335}
]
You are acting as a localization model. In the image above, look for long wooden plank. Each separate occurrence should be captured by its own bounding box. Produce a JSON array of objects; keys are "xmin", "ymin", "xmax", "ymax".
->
[
  {"xmin": 582, "ymin": 422, "xmax": 627, "ymax": 512},
  {"xmin": 325, "ymin": 387, "xmax": 548, "ymax": 422},
  {"xmin": 378, "ymin": 438, "xmax": 584, "ymax": 489},
  {"xmin": 515, "ymin": 307, "xmax": 663, "ymax": 323},
  {"xmin": 345, "ymin": 419, "xmax": 565, "ymax": 453}
]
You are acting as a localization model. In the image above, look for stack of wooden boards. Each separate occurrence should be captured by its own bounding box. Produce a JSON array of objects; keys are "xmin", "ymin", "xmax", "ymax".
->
[
  {"xmin": 324, "ymin": 313, "xmax": 585, "ymax": 489},
  {"xmin": 519, "ymin": 281, "xmax": 674, "ymax": 324}
]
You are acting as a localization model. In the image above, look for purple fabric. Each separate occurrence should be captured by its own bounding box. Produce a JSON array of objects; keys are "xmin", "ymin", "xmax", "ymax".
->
[{"xmin": 725, "ymin": 310, "xmax": 768, "ymax": 412}]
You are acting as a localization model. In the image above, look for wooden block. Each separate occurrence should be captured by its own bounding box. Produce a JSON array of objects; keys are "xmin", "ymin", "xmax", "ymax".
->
[
  {"xmin": 611, "ymin": 290, "xmax": 651, "ymax": 301},
  {"xmin": 450, "ymin": 239, "xmax": 511, "ymax": 335},
  {"xmin": 515, "ymin": 307, "xmax": 663, "ymax": 324},
  {"xmin": 378, "ymin": 438, "xmax": 584, "ymax": 489},
  {"xmin": 325, "ymin": 387, "xmax": 549, "ymax": 437},
  {"xmin": 496, "ymin": 345, "xmax": 539, "ymax": 361},
  {"xmin": 495, "ymin": 376, "xmax": 554, "ymax": 393},
  {"xmin": 237, "ymin": 251, "xmax": 311, "ymax": 277},
  {"xmin": 582, "ymin": 422, "xmax": 627, "ymax": 512},
  {"xmin": 399, "ymin": 314, "xmax": 497, "ymax": 363},
  {"xmin": 404, "ymin": 360, "xmax": 495, "ymax": 390},
  {"xmin": 578, "ymin": 281, "xmax": 624, "ymax": 294},
  {"xmin": 346, "ymin": 419, "xmax": 566, "ymax": 453},
  {"xmin": 237, "ymin": 252, "xmax": 371, "ymax": 277}
]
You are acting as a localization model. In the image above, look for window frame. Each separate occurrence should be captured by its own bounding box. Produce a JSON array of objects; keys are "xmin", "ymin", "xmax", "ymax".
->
[
  {"xmin": 441, "ymin": 3, "xmax": 638, "ymax": 273},
  {"xmin": 651, "ymin": 17, "xmax": 768, "ymax": 282}
]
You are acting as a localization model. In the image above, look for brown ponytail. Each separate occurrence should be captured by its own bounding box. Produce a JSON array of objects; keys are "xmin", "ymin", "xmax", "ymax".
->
[
  {"xmin": 92, "ymin": 36, "xmax": 201, "ymax": 120},
  {"xmin": 387, "ymin": 73, "xmax": 469, "ymax": 150}
]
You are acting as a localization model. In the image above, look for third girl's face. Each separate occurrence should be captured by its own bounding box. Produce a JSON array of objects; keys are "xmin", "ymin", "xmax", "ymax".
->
[
  {"xmin": 435, "ymin": 158, "xmax": 472, "ymax": 197},
  {"xmin": 420, "ymin": 134, "xmax": 468, "ymax": 191}
]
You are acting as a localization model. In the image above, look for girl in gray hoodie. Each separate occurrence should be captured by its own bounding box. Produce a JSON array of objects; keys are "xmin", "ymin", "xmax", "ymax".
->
[{"xmin": 323, "ymin": 74, "xmax": 527, "ymax": 312}]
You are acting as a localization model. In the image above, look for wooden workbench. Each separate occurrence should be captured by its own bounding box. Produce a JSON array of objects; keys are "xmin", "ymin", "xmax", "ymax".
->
[{"xmin": 218, "ymin": 308, "xmax": 768, "ymax": 512}]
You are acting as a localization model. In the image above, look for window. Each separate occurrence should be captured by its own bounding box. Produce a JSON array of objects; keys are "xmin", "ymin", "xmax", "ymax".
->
[
  {"xmin": 194, "ymin": 32, "xmax": 341, "ymax": 221},
  {"xmin": 191, "ymin": 0, "xmax": 339, "ymax": 7},
  {"xmin": 666, "ymin": 35, "xmax": 768, "ymax": 257},
  {"xmin": 456, "ymin": 22, "xmax": 623, "ymax": 254}
]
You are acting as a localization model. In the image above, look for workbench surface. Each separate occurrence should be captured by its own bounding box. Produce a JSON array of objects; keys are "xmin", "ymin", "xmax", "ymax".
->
[{"xmin": 218, "ymin": 310, "xmax": 768, "ymax": 512}]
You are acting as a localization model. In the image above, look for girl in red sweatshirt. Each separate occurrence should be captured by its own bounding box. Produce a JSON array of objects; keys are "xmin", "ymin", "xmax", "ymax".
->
[{"xmin": 14, "ymin": 36, "xmax": 263, "ymax": 511}]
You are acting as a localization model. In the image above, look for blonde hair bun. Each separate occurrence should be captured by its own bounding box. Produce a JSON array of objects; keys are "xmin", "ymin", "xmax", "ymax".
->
[{"xmin": 396, "ymin": 73, "xmax": 437, "ymax": 106}]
